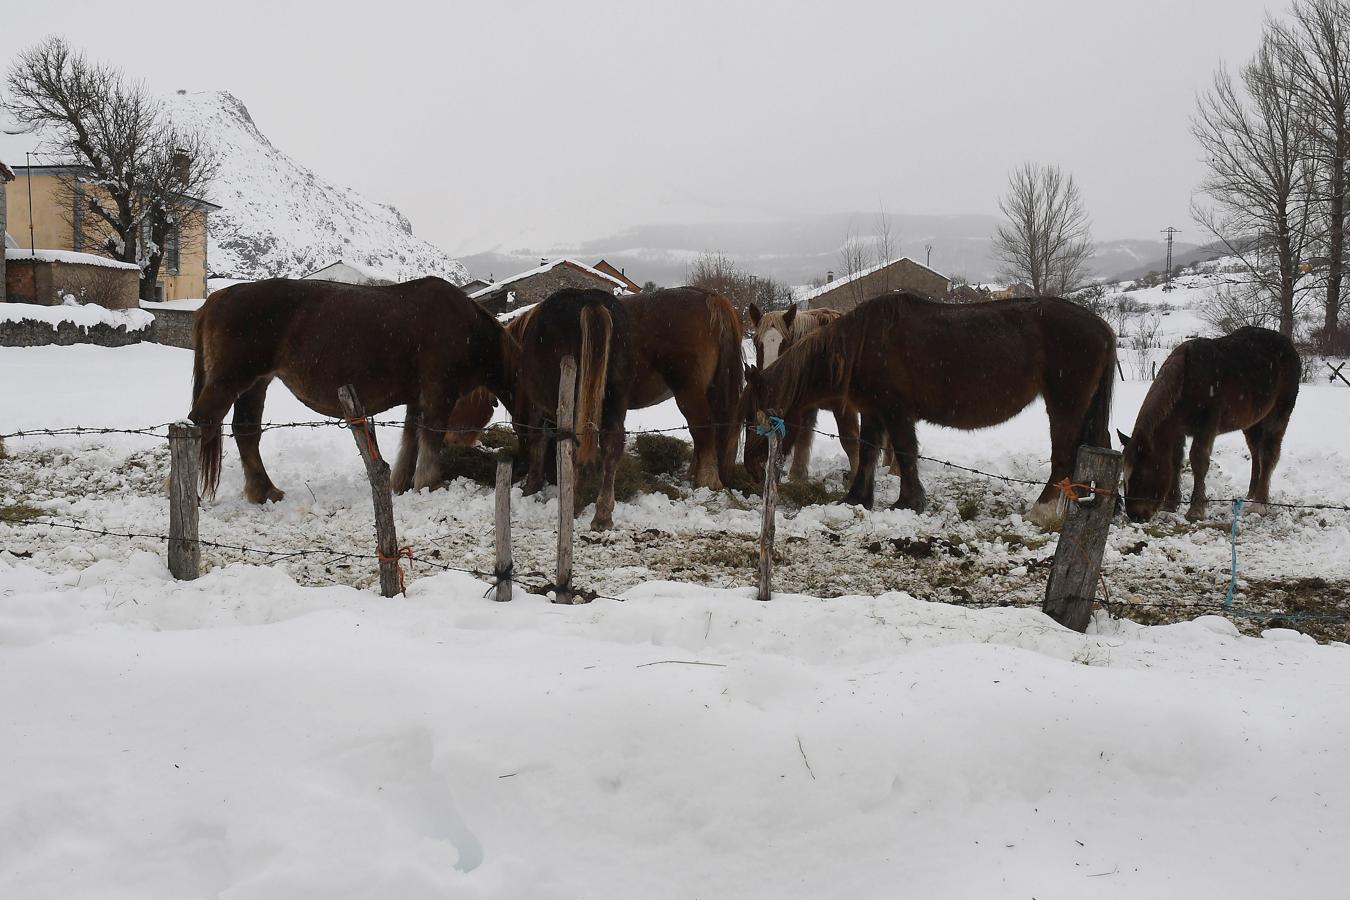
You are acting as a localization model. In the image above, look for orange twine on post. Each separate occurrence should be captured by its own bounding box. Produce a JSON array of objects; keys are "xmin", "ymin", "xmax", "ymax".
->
[
  {"xmin": 343, "ymin": 416, "xmax": 381, "ymax": 462},
  {"xmin": 377, "ymin": 545, "xmax": 415, "ymax": 595},
  {"xmin": 1054, "ymin": 477, "xmax": 1113, "ymax": 504}
]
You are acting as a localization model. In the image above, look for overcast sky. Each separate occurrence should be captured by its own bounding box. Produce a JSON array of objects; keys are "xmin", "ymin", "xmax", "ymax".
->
[{"xmin": 3, "ymin": 0, "xmax": 1280, "ymax": 254}]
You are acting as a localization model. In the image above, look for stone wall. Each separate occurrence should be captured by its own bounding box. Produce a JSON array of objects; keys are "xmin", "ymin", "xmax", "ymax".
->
[
  {"xmin": 807, "ymin": 259, "xmax": 951, "ymax": 313},
  {"xmin": 5, "ymin": 258, "xmax": 139, "ymax": 309},
  {"xmin": 0, "ymin": 318, "xmax": 146, "ymax": 347},
  {"xmin": 148, "ymin": 307, "xmax": 195, "ymax": 349},
  {"xmin": 476, "ymin": 265, "xmax": 621, "ymax": 315}
]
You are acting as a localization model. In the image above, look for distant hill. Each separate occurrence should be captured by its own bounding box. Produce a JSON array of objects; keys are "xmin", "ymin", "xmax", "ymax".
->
[
  {"xmin": 165, "ymin": 91, "xmax": 467, "ymax": 283},
  {"xmin": 460, "ymin": 213, "xmax": 1189, "ymax": 288}
]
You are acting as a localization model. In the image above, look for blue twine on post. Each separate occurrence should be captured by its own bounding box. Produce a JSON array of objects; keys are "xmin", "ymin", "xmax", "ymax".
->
[
  {"xmin": 1224, "ymin": 498, "xmax": 1243, "ymax": 609},
  {"xmin": 756, "ymin": 415, "xmax": 786, "ymax": 439}
]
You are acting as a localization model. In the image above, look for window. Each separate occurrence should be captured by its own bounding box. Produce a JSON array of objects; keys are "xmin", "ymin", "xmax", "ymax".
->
[{"xmin": 166, "ymin": 221, "xmax": 180, "ymax": 275}]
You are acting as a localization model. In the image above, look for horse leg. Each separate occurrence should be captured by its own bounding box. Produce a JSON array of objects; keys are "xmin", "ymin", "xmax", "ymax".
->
[
  {"xmin": 883, "ymin": 414, "xmax": 925, "ymax": 513},
  {"xmin": 674, "ymin": 388, "xmax": 722, "ymax": 490},
  {"xmin": 842, "ymin": 414, "xmax": 885, "ymax": 509},
  {"xmin": 232, "ymin": 377, "xmax": 284, "ymax": 504},
  {"xmin": 413, "ymin": 391, "xmax": 457, "ymax": 492},
  {"xmin": 1251, "ymin": 418, "xmax": 1289, "ymax": 512},
  {"xmin": 1242, "ymin": 426, "xmax": 1265, "ymax": 511},
  {"xmin": 832, "ymin": 403, "xmax": 860, "ymax": 480},
  {"xmin": 1027, "ymin": 397, "xmax": 1082, "ymax": 530},
  {"xmin": 788, "ymin": 407, "xmax": 819, "ymax": 481},
  {"xmin": 521, "ymin": 419, "xmax": 549, "ymax": 496},
  {"xmin": 1185, "ymin": 428, "xmax": 1217, "ymax": 522},
  {"xmin": 391, "ymin": 404, "xmax": 420, "ymax": 495},
  {"xmin": 590, "ymin": 424, "xmax": 625, "ymax": 531},
  {"xmin": 1162, "ymin": 433, "xmax": 1185, "ymax": 513},
  {"xmin": 188, "ymin": 371, "xmax": 259, "ymax": 501}
]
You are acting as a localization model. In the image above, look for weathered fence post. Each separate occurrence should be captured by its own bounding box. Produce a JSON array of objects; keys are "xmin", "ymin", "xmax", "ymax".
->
[
  {"xmin": 338, "ymin": 385, "xmax": 403, "ymax": 598},
  {"xmin": 167, "ymin": 421, "xmax": 201, "ymax": 581},
  {"xmin": 757, "ymin": 414, "xmax": 780, "ymax": 602},
  {"xmin": 494, "ymin": 450, "xmax": 513, "ymax": 602},
  {"xmin": 1043, "ymin": 445, "xmax": 1122, "ymax": 632},
  {"xmin": 554, "ymin": 356, "xmax": 580, "ymax": 604}
]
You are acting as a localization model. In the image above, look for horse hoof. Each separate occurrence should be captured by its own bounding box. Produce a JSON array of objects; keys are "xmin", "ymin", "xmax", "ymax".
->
[
  {"xmin": 1026, "ymin": 498, "xmax": 1067, "ymax": 531},
  {"xmin": 246, "ymin": 485, "xmax": 285, "ymax": 504},
  {"xmin": 1244, "ymin": 501, "xmax": 1269, "ymax": 516},
  {"xmin": 1185, "ymin": 507, "xmax": 1206, "ymax": 522},
  {"xmin": 842, "ymin": 494, "xmax": 873, "ymax": 510},
  {"xmin": 590, "ymin": 518, "xmax": 614, "ymax": 532}
]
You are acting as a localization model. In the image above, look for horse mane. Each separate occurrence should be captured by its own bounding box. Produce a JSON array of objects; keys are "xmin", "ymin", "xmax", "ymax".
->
[
  {"xmin": 762, "ymin": 307, "xmax": 863, "ymax": 413},
  {"xmin": 1133, "ymin": 342, "xmax": 1189, "ymax": 438}
]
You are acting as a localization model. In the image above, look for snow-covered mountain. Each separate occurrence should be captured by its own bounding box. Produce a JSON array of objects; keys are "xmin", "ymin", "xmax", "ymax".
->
[{"xmin": 165, "ymin": 91, "xmax": 467, "ymax": 284}]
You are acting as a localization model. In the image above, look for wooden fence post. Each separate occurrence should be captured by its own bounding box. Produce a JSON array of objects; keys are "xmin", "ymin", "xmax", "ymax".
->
[
  {"xmin": 757, "ymin": 415, "xmax": 780, "ymax": 602},
  {"xmin": 168, "ymin": 421, "xmax": 201, "ymax": 581},
  {"xmin": 554, "ymin": 356, "xmax": 580, "ymax": 604},
  {"xmin": 338, "ymin": 385, "xmax": 403, "ymax": 598},
  {"xmin": 494, "ymin": 450, "xmax": 513, "ymax": 602},
  {"xmin": 1043, "ymin": 445, "xmax": 1122, "ymax": 632}
]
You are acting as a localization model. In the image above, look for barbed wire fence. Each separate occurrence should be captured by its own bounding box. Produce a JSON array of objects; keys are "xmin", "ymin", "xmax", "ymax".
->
[{"xmin": 3, "ymin": 413, "xmax": 1350, "ymax": 626}]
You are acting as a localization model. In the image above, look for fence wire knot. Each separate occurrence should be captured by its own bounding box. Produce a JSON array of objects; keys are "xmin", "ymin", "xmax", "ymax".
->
[
  {"xmin": 377, "ymin": 545, "xmax": 415, "ymax": 595},
  {"xmin": 756, "ymin": 415, "xmax": 786, "ymax": 439},
  {"xmin": 340, "ymin": 416, "xmax": 381, "ymax": 461},
  {"xmin": 1054, "ymin": 477, "xmax": 1111, "ymax": 504}
]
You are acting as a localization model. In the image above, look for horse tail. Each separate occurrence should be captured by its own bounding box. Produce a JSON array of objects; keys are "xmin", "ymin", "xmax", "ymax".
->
[
  {"xmin": 706, "ymin": 291, "xmax": 745, "ymax": 475},
  {"xmin": 576, "ymin": 303, "xmax": 613, "ymax": 464},
  {"xmin": 1080, "ymin": 330, "xmax": 1117, "ymax": 450},
  {"xmin": 191, "ymin": 307, "xmax": 223, "ymax": 500}
]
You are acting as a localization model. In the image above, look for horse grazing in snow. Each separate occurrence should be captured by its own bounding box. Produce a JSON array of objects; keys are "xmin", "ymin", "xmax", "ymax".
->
[
  {"xmin": 1117, "ymin": 326, "xmax": 1300, "ymax": 522},
  {"xmin": 514, "ymin": 287, "xmax": 633, "ymax": 531},
  {"xmin": 747, "ymin": 303, "xmax": 861, "ymax": 480},
  {"xmin": 446, "ymin": 286, "xmax": 745, "ymax": 491},
  {"xmin": 743, "ymin": 291, "xmax": 1117, "ymax": 529},
  {"xmin": 189, "ymin": 277, "xmax": 516, "ymax": 502}
]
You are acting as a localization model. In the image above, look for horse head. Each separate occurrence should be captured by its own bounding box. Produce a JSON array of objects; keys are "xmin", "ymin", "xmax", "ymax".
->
[
  {"xmin": 1118, "ymin": 429, "xmax": 1171, "ymax": 522},
  {"xmin": 748, "ymin": 304, "xmax": 797, "ymax": 369},
  {"xmin": 741, "ymin": 365, "xmax": 788, "ymax": 483}
]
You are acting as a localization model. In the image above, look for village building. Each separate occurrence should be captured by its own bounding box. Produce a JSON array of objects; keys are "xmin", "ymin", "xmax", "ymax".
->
[
  {"xmin": 469, "ymin": 257, "xmax": 633, "ymax": 315},
  {"xmin": 801, "ymin": 257, "xmax": 950, "ymax": 312},
  {"xmin": 592, "ymin": 259, "xmax": 642, "ymax": 293},
  {"xmin": 0, "ymin": 158, "xmax": 13, "ymax": 304},
  {"xmin": 300, "ymin": 260, "xmax": 397, "ymax": 286},
  {"xmin": 460, "ymin": 277, "xmax": 492, "ymax": 294},
  {"xmin": 4, "ymin": 163, "xmax": 219, "ymax": 302}
]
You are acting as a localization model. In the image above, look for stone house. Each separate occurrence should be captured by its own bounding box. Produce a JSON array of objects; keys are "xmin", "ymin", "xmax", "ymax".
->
[
  {"xmin": 4, "ymin": 163, "xmax": 219, "ymax": 301},
  {"xmin": 802, "ymin": 257, "xmax": 951, "ymax": 312},
  {"xmin": 4, "ymin": 248, "xmax": 142, "ymax": 308},
  {"xmin": 592, "ymin": 259, "xmax": 642, "ymax": 293},
  {"xmin": 469, "ymin": 258, "xmax": 632, "ymax": 315},
  {"xmin": 0, "ymin": 158, "xmax": 12, "ymax": 303}
]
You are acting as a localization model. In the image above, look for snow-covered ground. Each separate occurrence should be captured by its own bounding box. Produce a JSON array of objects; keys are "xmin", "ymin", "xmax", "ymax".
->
[{"xmin": 2, "ymin": 288, "xmax": 1349, "ymax": 895}]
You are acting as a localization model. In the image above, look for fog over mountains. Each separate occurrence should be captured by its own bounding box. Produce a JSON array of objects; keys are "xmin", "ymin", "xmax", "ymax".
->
[{"xmin": 458, "ymin": 213, "xmax": 1201, "ymax": 289}]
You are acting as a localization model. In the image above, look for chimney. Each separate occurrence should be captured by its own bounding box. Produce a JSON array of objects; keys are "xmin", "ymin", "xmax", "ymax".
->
[
  {"xmin": 826, "ymin": 270, "xmax": 834, "ymax": 283},
  {"xmin": 540, "ymin": 257, "xmax": 547, "ymax": 268},
  {"xmin": 172, "ymin": 148, "xmax": 191, "ymax": 185}
]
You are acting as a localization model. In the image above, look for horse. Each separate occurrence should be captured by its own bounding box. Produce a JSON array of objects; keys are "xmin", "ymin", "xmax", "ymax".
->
[
  {"xmin": 189, "ymin": 277, "xmax": 516, "ymax": 502},
  {"xmin": 446, "ymin": 287, "xmax": 744, "ymax": 490},
  {"xmin": 1117, "ymin": 326, "xmax": 1300, "ymax": 522},
  {"xmin": 747, "ymin": 303, "xmax": 860, "ymax": 480},
  {"xmin": 515, "ymin": 287, "xmax": 632, "ymax": 531},
  {"xmin": 743, "ymin": 291, "xmax": 1117, "ymax": 529}
]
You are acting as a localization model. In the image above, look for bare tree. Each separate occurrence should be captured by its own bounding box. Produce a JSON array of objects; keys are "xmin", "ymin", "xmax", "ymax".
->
[
  {"xmin": 688, "ymin": 250, "xmax": 756, "ymax": 318},
  {"xmin": 1272, "ymin": 0, "xmax": 1350, "ymax": 343},
  {"xmin": 4, "ymin": 37, "xmax": 218, "ymax": 300},
  {"xmin": 754, "ymin": 275, "xmax": 797, "ymax": 312},
  {"xmin": 1192, "ymin": 33, "xmax": 1319, "ymax": 336},
  {"xmin": 836, "ymin": 204, "xmax": 898, "ymax": 306},
  {"xmin": 993, "ymin": 163, "xmax": 1094, "ymax": 296}
]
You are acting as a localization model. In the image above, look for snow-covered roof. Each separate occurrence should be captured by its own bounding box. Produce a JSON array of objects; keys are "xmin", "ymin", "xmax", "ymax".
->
[
  {"xmin": 0, "ymin": 159, "xmax": 13, "ymax": 182},
  {"xmin": 467, "ymin": 257, "xmax": 629, "ymax": 299},
  {"xmin": 300, "ymin": 260, "xmax": 398, "ymax": 285},
  {"xmin": 4, "ymin": 232, "xmax": 16, "ymax": 250},
  {"xmin": 5, "ymin": 248, "xmax": 142, "ymax": 271},
  {"xmin": 798, "ymin": 256, "xmax": 950, "ymax": 303}
]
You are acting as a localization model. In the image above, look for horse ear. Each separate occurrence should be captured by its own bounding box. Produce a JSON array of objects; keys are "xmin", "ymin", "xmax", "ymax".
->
[
  {"xmin": 1116, "ymin": 429, "xmax": 1131, "ymax": 447},
  {"xmin": 747, "ymin": 303, "xmax": 762, "ymax": 326},
  {"xmin": 782, "ymin": 305, "xmax": 797, "ymax": 330}
]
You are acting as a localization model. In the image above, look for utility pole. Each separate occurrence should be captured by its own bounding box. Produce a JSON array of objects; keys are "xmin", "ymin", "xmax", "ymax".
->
[
  {"xmin": 925, "ymin": 244, "xmax": 933, "ymax": 268},
  {"xmin": 26, "ymin": 151, "xmax": 36, "ymax": 254},
  {"xmin": 1160, "ymin": 226, "xmax": 1181, "ymax": 290}
]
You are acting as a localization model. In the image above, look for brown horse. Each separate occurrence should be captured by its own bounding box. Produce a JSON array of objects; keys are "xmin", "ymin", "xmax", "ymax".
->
[
  {"xmin": 446, "ymin": 287, "xmax": 744, "ymax": 490},
  {"xmin": 743, "ymin": 292, "xmax": 1116, "ymax": 529},
  {"xmin": 190, "ymin": 277, "xmax": 516, "ymax": 501},
  {"xmin": 515, "ymin": 287, "xmax": 632, "ymax": 530},
  {"xmin": 1117, "ymin": 326, "xmax": 1300, "ymax": 522},
  {"xmin": 747, "ymin": 303, "xmax": 860, "ymax": 479}
]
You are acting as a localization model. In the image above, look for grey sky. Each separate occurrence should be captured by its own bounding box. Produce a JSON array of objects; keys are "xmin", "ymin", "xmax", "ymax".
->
[{"xmin": 4, "ymin": 0, "xmax": 1279, "ymax": 254}]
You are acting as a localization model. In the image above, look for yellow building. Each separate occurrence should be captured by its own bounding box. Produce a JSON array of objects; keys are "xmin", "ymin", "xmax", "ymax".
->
[{"xmin": 4, "ymin": 164, "xmax": 219, "ymax": 301}]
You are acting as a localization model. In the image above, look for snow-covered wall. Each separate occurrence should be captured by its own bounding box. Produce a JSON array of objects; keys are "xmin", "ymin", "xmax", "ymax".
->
[{"xmin": 164, "ymin": 91, "xmax": 469, "ymax": 284}]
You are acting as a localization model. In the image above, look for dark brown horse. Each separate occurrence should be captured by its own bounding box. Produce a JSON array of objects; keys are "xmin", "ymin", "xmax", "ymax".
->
[
  {"xmin": 747, "ymin": 303, "xmax": 860, "ymax": 479},
  {"xmin": 516, "ymin": 287, "xmax": 632, "ymax": 530},
  {"xmin": 1117, "ymin": 326, "xmax": 1300, "ymax": 522},
  {"xmin": 190, "ymin": 277, "xmax": 516, "ymax": 501},
  {"xmin": 744, "ymin": 292, "xmax": 1117, "ymax": 529},
  {"xmin": 446, "ymin": 287, "xmax": 744, "ymax": 490}
]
